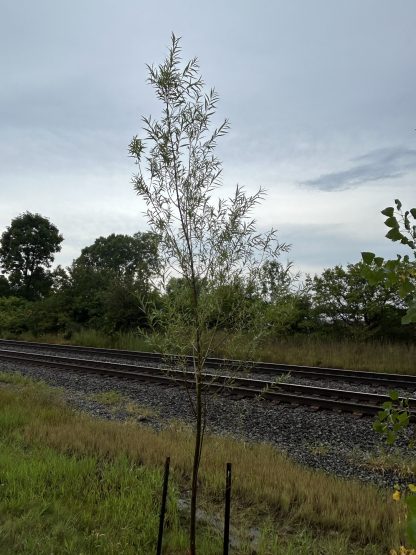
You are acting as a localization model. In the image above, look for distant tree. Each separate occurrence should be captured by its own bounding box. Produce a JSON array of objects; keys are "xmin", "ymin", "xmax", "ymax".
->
[
  {"xmin": 66, "ymin": 232, "xmax": 160, "ymax": 332},
  {"xmin": 311, "ymin": 262, "xmax": 408, "ymax": 338},
  {"xmin": 0, "ymin": 275, "xmax": 10, "ymax": 297},
  {"xmin": 0, "ymin": 212, "xmax": 63, "ymax": 300},
  {"xmin": 0, "ymin": 296, "xmax": 32, "ymax": 335},
  {"xmin": 75, "ymin": 232, "xmax": 159, "ymax": 284},
  {"xmin": 259, "ymin": 260, "xmax": 299, "ymax": 302}
]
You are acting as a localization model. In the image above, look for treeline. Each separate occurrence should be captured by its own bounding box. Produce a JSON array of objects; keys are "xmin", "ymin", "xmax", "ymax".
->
[{"xmin": 0, "ymin": 212, "xmax": 414, "ymax": 342}]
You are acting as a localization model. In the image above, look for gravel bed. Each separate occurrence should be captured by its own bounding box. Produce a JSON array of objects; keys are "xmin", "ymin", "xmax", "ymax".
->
[
  {"xmin": 252, "ymin": 372, "xmax": 416, "ymax": 398},
  {"xmin": 1, "ymin": 358, "xmax": 415, "ymax": 490},
  {"xmin": 1, "ymin": 342, "xmax": 415, "ymax": 398}
]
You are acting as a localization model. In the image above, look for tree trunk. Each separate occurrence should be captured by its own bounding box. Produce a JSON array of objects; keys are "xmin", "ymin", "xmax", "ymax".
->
[{"xmin": 189, "ymin": 360, "xmax": 203, "ymax": 554}]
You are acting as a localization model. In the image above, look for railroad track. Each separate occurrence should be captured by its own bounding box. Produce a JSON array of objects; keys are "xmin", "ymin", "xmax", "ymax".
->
[
  {"xmin": 0, "ymin": 346, "xmax": 415, "ymax": 420},
  {"xmin": 0, "ymin": 338, "xmax": 415, "ymax": 389}
]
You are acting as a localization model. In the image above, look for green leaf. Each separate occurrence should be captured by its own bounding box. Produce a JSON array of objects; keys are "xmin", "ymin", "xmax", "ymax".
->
[
  {"xmin": 410, "ymin": 208, "xmax": 416, "ymax": 219},
  {"xmin": 385, "ymin": 259, "xmax": 399, "ymax": 271},
  {"xmin": 386, "ymin": 431, "xmax": 396, "ymax": 445},
  {"xmin": 377, "ymin": 410, "xmax": 388, "ymax": 422},
  {"xmin": 374, "ymin": 257, "xmax": 384, "ymax": 267},
  {"xmin": 381, "ymin": 207, "xmax": 394, "ymax": 217},
  {"xmin": 395, "ymin": 199, "xmax": 402, "ymax": 210},
  {"xmin": 361, "ymin": 252, "xmax": 375, "ymax": 264},
  {"xmin": 386, "ymin": 228, "xmax": 403, "ymax": 242},
  {"xmin": 384, "ymin": 216, "xmax": 399, "ymax": 228},
  {"xmin": 399, "ymin": 279, "xmax": 414, "ymax": 298},
  {"xmin": 405, "ymin": 212, "xmax": 411, "ymax": 230},
  {"xmin": 390, "ymin": 390, "xmax": 399, "ymax": 401},
  {"xmin": 402, "ymin": 304, "xmax": 416, "ymax": 324},
  {"xmin": 373, "ymin": 421, "xmax": 384, "ymax": 433},
  {"xmin": 398, "ymin": 412, "xmax": 410, "ymax": 425},
  {"xmin": 382, "ymin": 401, "xmax": 393, "ymax": 410},
  {"xmin": 373, "ymin": 269, "xmax": 385, "ymax": 284}
]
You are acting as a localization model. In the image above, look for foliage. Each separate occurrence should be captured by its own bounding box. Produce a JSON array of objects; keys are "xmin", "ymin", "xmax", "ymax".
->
[
  {"xmin": 129, "ymin": 34, "xmax": 287, "ymax": 553},
  {"xmin": 75, "ymin": 232, "xmax": 159, "ymax": 284},
  {"xmin": 0, "ymin": 296, "xmax": 33, "ymax": 335},
  {"xmin": 0, "ymin": 275, "xmax": 10, "ymax": 297},
  {"xmin": 373, "ymin": 390, "xmax": 410, "ymax": 445},
  {"xmin": 374, "ymin": 390, "xmax": 416, "ymax": 548},
  {"xmin": 361, "ymin": 199, "xmax": 416, "ymax": 324},
  {"xmin": 260, "ymin": 260, "xmax": 299, "ymax": 302},
  {"xmin": 62, "ymin": 233, "xmax": 161, "ymax": 333},
  {"xmin": 0, "ymin": 212, "xmax": 63, "ymax": 300},
  {"xmin": 310, "ymin": 262, "xmax": 410, "ymax": 339}
]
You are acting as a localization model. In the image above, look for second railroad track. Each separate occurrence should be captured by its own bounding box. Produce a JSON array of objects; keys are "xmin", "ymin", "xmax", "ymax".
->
[{"xmin": 0, "ymin": 344, "xmax": 415, "ymax": 420}]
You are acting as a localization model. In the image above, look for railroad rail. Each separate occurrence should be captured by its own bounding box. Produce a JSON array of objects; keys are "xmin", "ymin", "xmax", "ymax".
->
[
  {"xmin": 0, "ymin": 347, "xmax": 415, "ymax": 420},
  {"xmin": 0, "ymin": 338, "xmax": 415, "ymax": 388}
]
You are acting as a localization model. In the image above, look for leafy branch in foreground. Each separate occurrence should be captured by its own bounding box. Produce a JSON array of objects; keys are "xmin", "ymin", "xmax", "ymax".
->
[
  {"xmin": 129, "ymin": 34, "xmax": 288, "ymax": 554},
  {"xmin": 361, "ymin": 199, "xmax": 416, "ymax": 324}
]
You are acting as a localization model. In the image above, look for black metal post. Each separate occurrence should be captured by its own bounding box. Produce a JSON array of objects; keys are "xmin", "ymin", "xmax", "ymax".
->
[
  {"xmin": 223, "ymin": 462, "xmax": 232, "ymax": 555},
  {"xmin": 156, "ymin": 456, "xmax": 170, "ymax": 555}
]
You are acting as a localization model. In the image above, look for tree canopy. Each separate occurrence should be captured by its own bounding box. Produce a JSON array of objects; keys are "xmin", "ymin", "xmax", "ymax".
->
[
  {"xmin": 0, "ymin": 212, "xmax": 63, "ymax": 300},
  {"xmin": 74, "ymin": 232, "xmax": 159, "ymax": 284}
]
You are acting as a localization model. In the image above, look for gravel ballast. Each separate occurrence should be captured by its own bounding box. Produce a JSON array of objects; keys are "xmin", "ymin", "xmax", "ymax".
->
[{"xmin": 1, "ymin": 358, "xmax": 415, "ymax": 490}]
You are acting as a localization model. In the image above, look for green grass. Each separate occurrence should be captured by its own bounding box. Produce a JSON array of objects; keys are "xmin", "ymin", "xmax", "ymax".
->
[
  {"xmin": 0, "ymin": 371, "xmax": 406, "ymax": 553},
  {"xmin": 0, "ymin": 445, "xmax": 179, "ymax": 554}
]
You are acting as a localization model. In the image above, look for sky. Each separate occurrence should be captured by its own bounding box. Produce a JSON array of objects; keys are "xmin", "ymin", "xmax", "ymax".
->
[{"xmin": 1, "ymin": 0, "xmax": 415, "ymax": 276}]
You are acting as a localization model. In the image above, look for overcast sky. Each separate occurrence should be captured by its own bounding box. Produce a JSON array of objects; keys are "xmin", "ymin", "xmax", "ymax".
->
[{"xmin": 1, "ymin": 0, "xmax": 415, "ymax": 276}]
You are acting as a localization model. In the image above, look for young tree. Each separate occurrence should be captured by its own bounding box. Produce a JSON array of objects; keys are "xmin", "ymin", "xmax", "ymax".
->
[
  {"xmin": 129, "ymin": 35, "xmax": 287, "ymax": 553},
  {"xmin": 0, "ymin": 212, "xmax": 63, "ymax": 300}
]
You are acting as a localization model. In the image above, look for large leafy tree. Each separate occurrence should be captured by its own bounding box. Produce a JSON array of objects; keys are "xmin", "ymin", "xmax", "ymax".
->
[
  {"xmin": 67, "ymin": 232, "xmax": 160, "ymax": 332},
  {"xmin": 75, "ymin": 232, "xmax": 159, "ymax": 284},
  {"xmin": 129, "ymin": 35, "xmax": 287, "ymax": 553},
  {"xmin": 0, "ymin": 212, "xmax": 63, "ymax": 300},
  {"xmin": 310, "ymin": 262, "xmax": 408, "ymax": 338}
]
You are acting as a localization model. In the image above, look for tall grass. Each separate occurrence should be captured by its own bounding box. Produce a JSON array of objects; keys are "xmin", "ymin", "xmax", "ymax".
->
[
  {"xmin": 0, "ymin": 373, "xmax": 405, "ymax": 553},
  {"xmin": 224, "ymin": 335, "xmax": 416, "ymax": 375}
]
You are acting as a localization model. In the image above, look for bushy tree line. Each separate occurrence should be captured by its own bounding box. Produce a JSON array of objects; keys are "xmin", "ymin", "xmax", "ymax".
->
[
  {"xmin": 0, "ymin": 212, "xmax": 161, "ymax": 337},
  {"xmin": 0, "ymin": 211, "xmax": 414, "ymax": 341}
]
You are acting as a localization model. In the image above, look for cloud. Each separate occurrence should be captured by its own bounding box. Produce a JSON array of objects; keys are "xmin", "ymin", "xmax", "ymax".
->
[{"xmin": 301, "ymin": 147, "xmax": 416, "ymax": 191}]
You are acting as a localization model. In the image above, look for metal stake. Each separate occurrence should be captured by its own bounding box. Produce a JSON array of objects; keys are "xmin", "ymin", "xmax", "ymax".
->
[
  {"xmin": 223, "ymin": 462, "xmax": 232, "ymax": 555},
  {"xmin": 156, "ymin": 456, "xmax": 170, "ymax": 555}
]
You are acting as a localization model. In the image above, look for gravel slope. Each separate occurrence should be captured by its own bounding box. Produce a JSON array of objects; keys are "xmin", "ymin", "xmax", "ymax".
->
[{"xmin": 1, "ymin": 358, "xmax": 415, "ymax": 490}]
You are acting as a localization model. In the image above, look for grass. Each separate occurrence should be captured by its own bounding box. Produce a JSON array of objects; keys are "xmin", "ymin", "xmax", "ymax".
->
[
  {"xmin": 89, "ymin": 389, "xmax": 157, "ymax": 419},
  {"xmin": 0, "ymin": 371, "xmax": 407, "ymax": 554},
  {"xmin": 359, "ymin": 450, "xmax": 416, "ymax": 478},
  {"xmin": 89, "ymin": 390, "xmax": 126, "ymax": 406},
  {"xmin": 248, "ymin": 335, "xmax": 416, "ymax": 375}
]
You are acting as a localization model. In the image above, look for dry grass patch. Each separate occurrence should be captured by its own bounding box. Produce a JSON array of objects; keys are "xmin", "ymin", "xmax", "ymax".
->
[
  {"xmin": 89, "ymin": 390, "xmax": 157, "ymax": 420},
  {"xmin": 362, "ymin": 451, "xmax": 416, "ymax": 478}
]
